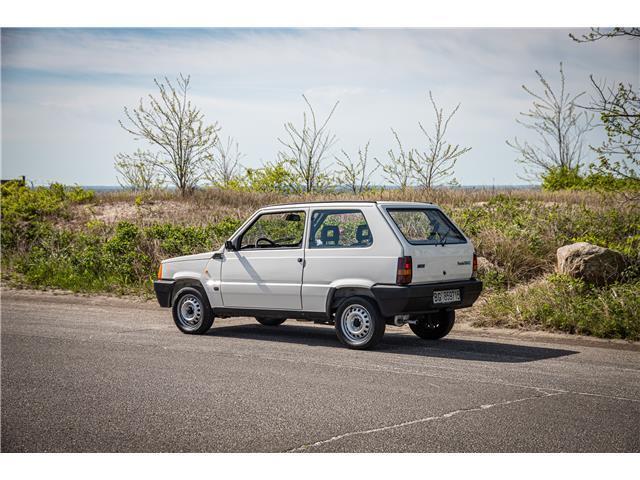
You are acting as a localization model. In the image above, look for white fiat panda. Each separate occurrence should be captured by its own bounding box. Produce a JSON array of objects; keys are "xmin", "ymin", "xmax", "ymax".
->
[{"xmin": 154, "ymin": 201, "xmax": 482, "ymax": 349}]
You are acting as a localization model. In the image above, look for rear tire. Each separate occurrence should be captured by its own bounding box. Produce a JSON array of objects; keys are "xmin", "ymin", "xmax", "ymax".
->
[
  {"xmin": 409, "ymin": 310, "xmax": 455, "ymax": 340},
  {"xmin": 172, "ymin": 287, "xmax": 214, "ymax": 334},
  {"xmin": 255, "ymin": 317, "xmax": 287, "ymax": 326},
  {"xmin": 335, "ymin": 297, "xmax": 385, "ymax": 350}
]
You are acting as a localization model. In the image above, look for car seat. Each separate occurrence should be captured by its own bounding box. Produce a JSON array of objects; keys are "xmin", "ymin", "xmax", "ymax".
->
[
  {"xmin": 320, "ymin": 225, "xmax": 340, "ymax": 246},
  {"xmin": 355, "ymin": 224, "xmax": 372, "ymax": 246}
]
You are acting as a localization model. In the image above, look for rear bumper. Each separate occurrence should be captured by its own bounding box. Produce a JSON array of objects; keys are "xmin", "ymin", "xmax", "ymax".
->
[
  {"xmin": 153, "ymin": 279, "xmax": 175, "ymax": 307},
  {"xmin": 371, "ymin": 279, "xmax": 483, "ymax": 317}
]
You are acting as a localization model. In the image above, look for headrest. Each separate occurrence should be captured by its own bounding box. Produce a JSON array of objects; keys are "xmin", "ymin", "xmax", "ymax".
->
[
  {"xmin": 355, "ymin": 224, "xmax": 372, "ymax": 244},
  {"xmin": 320, "ymin": 225, "xmax": 340, "ymax": 245}
]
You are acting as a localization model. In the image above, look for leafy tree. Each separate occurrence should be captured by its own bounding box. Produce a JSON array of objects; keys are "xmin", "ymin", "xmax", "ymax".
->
[
  {"xmin": 569, "ymin": 28, "xmax": 639, "ymax": 195},
  {"xmin": 278, "ymin": 95, "xmax": 339, "ymax": 193},
  {"xmin": 335, "ymin": 141, "xmax": 379, "ymax": 193},
  {"xmin": 507, "ymin": 63, "xmax": 594, "ymax": 181},
  {"xmin": 412, "ymin": 91, "xmax": 471, "ymax": 188},
  {"xmin": 587, "ymin": 79, "xmax": 639, "ymax": 183},
  {"xmin": 118, "ymin": 74, "xmax": 219, "ymax": 196},
  {"xmin": 376, "ymin": 129, "xmax": 414, "ymax": 191},
  {"xmin": 114, "ymin": 150, "xmax": 164, "ymax": 191},
  {"xmin": 203, "ymin": 135, "xmax": 244, "ymax": 189}
]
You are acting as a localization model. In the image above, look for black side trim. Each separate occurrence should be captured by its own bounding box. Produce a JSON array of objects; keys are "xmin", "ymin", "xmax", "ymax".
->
[
  {"xmin": 213, "ymin": 307, "xmax": 328, "ymax": 323},
  {"xmin": 371, "ymin": 279, "xmax": 483, "ymax": 317},
  {"xmin": 153, "ymin": 279, "xmax": 176, "ymax": 308}
]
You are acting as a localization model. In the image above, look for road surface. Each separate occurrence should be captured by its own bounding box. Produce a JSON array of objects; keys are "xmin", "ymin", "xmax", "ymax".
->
[{"xmin": 2, "ymin": 289, "xmax": 639, "ymax": 452}]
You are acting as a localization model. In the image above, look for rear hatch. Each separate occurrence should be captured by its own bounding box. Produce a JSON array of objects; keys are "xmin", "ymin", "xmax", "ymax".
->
[{"xmin": 383, "ymin": 206, "xmax": 474, "ymax": 283}]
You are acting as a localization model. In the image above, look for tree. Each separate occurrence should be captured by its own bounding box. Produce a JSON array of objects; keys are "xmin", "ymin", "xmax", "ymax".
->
[
  {"xmin": 278, "ymin": 95, "xmax": 339, "ymax": 193},
  {"xmin": 568, "ymin": 29, "xmax": 639, "ymax": 188},
  {"xmin": 118, "ymin": 74, "xmax": 219, "ymax": 196},
  {"xmin": 587, "ymin": 78, "xmax": 639, "ymax": 182},
  {"xmin": 569, "ymin": 28, "xmax": 640, "ymax": 43},
  {"xmin": 412, "ymin": 92, "xmax": 471, "ymax": 189},
  {"xmin": 203, "ymin": 135, "xmax": 244, "ymax": 189},
  {"xmin": 335, "ymin": 141, "xmax": 379, "ymax": 194},
  {"xmin": 507, "ymin": 63, "xmax": 594, "ymax": 181},
  {"xmin": 376, "ymin": 129, "xmax": 414, "ymax": 191},
  {"xmin": 114, "ymin": 150, "xmax": 164, "ymax": 191}
]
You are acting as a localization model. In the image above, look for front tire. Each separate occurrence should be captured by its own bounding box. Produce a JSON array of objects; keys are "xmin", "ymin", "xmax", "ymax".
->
[
  {"xmin": 335, "ymin": 297, "xmax": 385, "ymax": 350},
  {"xmin": 255, "ymin": 317, "xmax": 287, "ymax": 326},
  {"xmin": 409, "ymin": 310, "xmax": 455, "ymax": 340},
  {"xmin": 172, "ymin": 287, "xmax": 214, "ymax": 334}
]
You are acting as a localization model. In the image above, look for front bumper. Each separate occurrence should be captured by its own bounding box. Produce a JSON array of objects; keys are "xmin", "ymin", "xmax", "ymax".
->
[
  {"xmin": 371, "ymin": 279, "xmax": 483, "ymax": 317},
  {"xmin": 153, "ymin": 279, "xmax": 176, "ymax": 307}
]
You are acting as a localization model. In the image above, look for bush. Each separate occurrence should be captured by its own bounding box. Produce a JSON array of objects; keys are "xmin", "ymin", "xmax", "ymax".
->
[
  {"xmin": 478, "ymin": 274, "xmax": 640, "ymax": 340},
  {"xmin": 541, "ymin": 165, "xmax": 639, "ymax": 192}
]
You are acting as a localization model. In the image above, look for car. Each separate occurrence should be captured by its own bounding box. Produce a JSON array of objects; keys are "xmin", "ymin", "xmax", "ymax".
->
[{"xmin": 153, "ymin": 201, "xmax": 483, "ymax": 349}]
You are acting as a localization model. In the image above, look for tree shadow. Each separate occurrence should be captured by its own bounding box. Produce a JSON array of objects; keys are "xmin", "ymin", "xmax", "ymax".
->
[{"xmin": 206, "ymin": 321, "xmax": 578, "ymax": 363}]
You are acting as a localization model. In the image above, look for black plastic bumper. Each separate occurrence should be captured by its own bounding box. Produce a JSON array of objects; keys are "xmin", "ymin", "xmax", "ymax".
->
[
  {"xmin": 154, "ymin": 280, "xmax": 175, "ymax": 308},
  {"xmin": 371, "ymin": 279, "xmax": 483, "ymax": 317}
]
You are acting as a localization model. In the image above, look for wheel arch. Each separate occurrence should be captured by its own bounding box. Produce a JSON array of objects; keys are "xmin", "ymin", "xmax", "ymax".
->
[
  {"xmin": 171, "ymin": 278, "xmax": 209, "ymax": 308},
  {"xmin": 325, "ymin": 285, "xmax": 380, "ymax": 319}
]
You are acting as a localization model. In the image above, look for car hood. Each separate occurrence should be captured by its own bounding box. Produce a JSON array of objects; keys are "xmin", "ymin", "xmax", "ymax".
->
[{"xmin": 164, "ymin": 251, "xmax": 216, "ymax": 264}]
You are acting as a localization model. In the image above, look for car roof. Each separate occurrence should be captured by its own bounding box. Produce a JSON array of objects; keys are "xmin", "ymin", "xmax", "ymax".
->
[{"xmin": 261, "ymin": 200, "xmax": 435, "ymax": 210}]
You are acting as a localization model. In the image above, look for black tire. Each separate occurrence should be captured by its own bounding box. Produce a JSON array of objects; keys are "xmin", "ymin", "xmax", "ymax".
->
[
  {"xmin": 409, "ymin": 310, "xmax": 455, "ymax": 340},
  {"xmin": 334, "ymin": 296, "xmax": 385, "ymax": 350},
  {"xmin": 172, "ymin": 287, "xmax": 214, "ymax": 334},
  {"xmin": 255, "ymin": 317, "xmax": 287, "ymax": 326}
]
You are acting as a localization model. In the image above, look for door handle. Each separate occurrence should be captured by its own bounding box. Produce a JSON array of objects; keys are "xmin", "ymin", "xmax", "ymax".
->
[{"xmin": 297, "ymin": 257, "xmax": 303, "ymax": 263}]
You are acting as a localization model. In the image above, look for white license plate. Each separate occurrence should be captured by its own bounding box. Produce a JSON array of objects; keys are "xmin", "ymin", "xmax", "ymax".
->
[{"xmin": 433, "ymin": 289, "xmax": 461, "ymax": 304}]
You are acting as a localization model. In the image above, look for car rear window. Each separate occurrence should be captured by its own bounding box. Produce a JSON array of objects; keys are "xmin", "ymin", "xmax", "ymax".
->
[{"xmin": 386, "ymin": 208, "xmax": 466, "ymax": 245}]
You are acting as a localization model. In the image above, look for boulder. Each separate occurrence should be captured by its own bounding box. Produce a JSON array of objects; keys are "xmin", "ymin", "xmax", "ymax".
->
[
  {"xmin": 556, "ymin": 242, "xmax": 626, "ymax": 285},
  {"xmin": 476, "ymin": 256, "xmax": 502, "ymax": 275}
]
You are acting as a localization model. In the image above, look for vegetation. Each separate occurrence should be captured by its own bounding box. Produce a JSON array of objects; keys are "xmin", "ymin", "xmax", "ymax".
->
[
  {"xmin": 2, "ymin": 184, "xmax": 638, "ymax": 341},
  {"xmin": 478, "ymin": 275, "xmax": 640, "ymax": 341},
  {"xmin": 507, "ymin": 62, "xmax": 594, "ymax": 181}
]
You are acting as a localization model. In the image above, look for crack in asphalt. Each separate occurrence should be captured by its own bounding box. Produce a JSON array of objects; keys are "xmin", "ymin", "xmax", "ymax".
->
[{"xmin": 286, "ymin": 391, "xmax": 567, "ymax": 452}]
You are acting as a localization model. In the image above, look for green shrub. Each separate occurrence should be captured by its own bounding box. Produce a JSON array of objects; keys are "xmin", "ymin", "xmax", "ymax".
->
[{"xmin": 479, "ymin": 274, "xmax": 640, "ymax": 340}]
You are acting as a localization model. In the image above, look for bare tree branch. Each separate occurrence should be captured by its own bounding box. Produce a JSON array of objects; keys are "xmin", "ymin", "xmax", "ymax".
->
[
  {"xmin": 278, "ymin": 95, "xmax": 339, "ymax": 193},
  {"xmin": 507, "ymin": 63, "xmax": 595, "ymax": 181},
  {"xmin": 117, "ymin": 74, "xmax": 220, "ymax": 196},
  {"xmin": 203, "ymin": 135, "xmax": 244, "ymax": 188},
  {"xmin": 335, "ymin": 141, "xmax": 379, "ymax": 193},
  {"xmin": 569, "ymin": 28, "xmax": 640, "ymax": 43},
  {"xmin": 376, "ymin": 129, "xmax": 414, "ymax": 191},
  {"xmin": 412, "ymin": 91, "xmax": 471, "ymax": 188}
]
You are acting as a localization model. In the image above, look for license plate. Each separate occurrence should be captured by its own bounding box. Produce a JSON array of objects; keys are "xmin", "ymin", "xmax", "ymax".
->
[{"xmin": 433, "ymin": 289, "xmax": 461, "ymax": 304}]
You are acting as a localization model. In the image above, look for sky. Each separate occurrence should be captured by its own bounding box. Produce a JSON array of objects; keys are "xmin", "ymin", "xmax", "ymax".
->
[{"xmin": 1, "ymin": 28, "xmax": 638, "ymax": 186}]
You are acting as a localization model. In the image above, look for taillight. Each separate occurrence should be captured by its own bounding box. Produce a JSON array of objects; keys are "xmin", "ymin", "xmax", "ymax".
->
[
  {"xmin": 472, "ymin": 253, "xmax": 478, "ymax": 277},
  {"xmin": 396, "ymin": 256, "xmax": 412, "ymax": 285},
  {"xmin": 157, "ymin": 263, "xmax": 163, "ymax": 279}
]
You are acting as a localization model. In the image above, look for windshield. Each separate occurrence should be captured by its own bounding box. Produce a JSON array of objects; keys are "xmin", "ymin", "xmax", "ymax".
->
[{"xmin": 386, "ymin": 208, "xmax": 466, "ymax": 245}]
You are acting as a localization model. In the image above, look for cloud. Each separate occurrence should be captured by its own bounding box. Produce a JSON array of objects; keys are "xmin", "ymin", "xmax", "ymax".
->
[{"xmin": 1, "ymin": 28, "xmax": 638, "ymax": 185}]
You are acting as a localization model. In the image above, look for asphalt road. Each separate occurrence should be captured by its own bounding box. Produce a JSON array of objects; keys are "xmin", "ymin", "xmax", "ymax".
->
[{"xmin": 2, "ymin": 289, "xmax": 639, "ymax": 452}]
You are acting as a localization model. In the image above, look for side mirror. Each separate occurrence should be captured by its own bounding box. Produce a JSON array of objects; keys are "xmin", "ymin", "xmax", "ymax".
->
[{"xmin": 225, "ymin": 240, "xmax": 236, "ymax": 251}]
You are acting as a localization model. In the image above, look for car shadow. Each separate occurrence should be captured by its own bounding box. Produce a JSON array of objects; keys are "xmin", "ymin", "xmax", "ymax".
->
[{"xmin": 205, "ymin": 321, "xmax": 578, "ymax": 363}]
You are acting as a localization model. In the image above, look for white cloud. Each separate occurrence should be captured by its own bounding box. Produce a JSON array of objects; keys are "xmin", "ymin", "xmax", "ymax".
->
[{"xmin": 1, "ymin": 28, "xmax": 638, "ymax": 185}]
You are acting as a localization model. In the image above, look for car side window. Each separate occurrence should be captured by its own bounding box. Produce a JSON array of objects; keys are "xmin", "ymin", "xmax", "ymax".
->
[
  {"xmin": 239, "ymin": 211, "xmax": 305, "ymax": 250},
  {"xmin": 309, "ymin": 209, "xmax": 373, "ymax": 249}
]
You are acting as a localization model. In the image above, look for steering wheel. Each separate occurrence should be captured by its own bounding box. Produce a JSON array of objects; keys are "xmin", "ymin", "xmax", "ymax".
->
[{"xmin": 256, "ymin": 237, "xmax": 277, "ymax": 247}]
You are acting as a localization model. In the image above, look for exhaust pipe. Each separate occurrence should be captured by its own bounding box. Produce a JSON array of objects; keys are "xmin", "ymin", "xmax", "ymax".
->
[{"xmin": 393, "ymin": 314, "xmax": 410, "ymax": 327}]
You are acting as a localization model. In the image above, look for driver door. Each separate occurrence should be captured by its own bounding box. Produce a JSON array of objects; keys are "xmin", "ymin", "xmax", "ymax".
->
[{"xmin": 220, "ymin": 209, "xmax": 307, "ymax": 310}]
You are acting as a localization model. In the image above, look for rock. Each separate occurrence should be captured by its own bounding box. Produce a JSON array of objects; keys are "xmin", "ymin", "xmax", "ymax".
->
[
  {"xmin": 556, "ymin": 242, "xmax": 626, "ymax": 285},
  {"xmin": 476, "ymin": 256, "xmax": 501, "ymax": 275}
]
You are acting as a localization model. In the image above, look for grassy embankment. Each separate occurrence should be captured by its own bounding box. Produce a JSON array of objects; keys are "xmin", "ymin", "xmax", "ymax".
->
[{"xmin": 1, "ymin": 183, "xmax": 638, "ymax": 340}]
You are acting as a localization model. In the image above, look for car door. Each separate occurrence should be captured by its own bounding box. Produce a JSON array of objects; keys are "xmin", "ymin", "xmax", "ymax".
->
[{"xmin": 220, "ymin": 209, "xmax": 307, "ymax": 310}]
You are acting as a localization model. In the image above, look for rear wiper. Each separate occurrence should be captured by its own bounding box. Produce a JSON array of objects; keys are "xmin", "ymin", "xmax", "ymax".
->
[{"xmin": 439, "ymin": 227, "xmax": 451, "ymax": 246}]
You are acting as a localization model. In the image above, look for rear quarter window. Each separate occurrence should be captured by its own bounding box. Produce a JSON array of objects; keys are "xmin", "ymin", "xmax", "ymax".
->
[{"xmin": 386, "ymin": 208, "xmax": 466, "ymax": 245}]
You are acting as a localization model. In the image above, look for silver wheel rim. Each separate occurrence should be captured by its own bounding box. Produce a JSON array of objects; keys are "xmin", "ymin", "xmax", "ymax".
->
[
  {"xmin": 341, "ymin": 304, "xmax": 373, "ymax": 345},
  {"xmin": 178, "ymin": 294, "xmax": 203, "ymax": 330}
]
